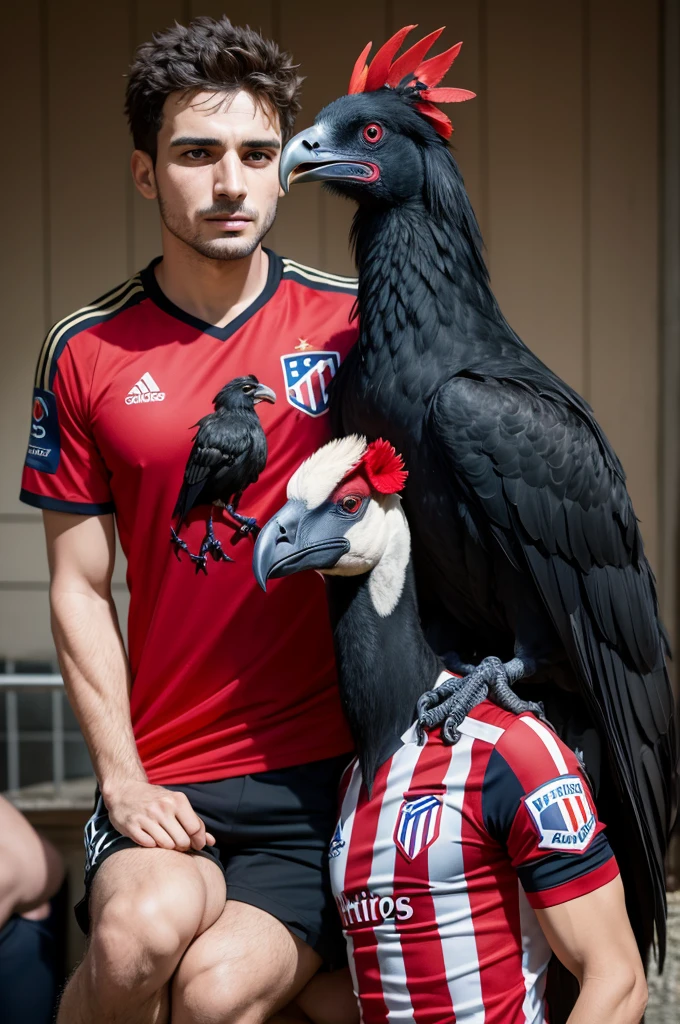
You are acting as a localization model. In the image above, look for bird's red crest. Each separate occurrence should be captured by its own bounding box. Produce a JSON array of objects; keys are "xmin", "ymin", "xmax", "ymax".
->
[
  {"xmin": 359, "ymin": 439, "xmax": 408, "ymax": 494},
  {"xmin": 347, "ymin": 24, "xmax": 475, "ymax": 139}
]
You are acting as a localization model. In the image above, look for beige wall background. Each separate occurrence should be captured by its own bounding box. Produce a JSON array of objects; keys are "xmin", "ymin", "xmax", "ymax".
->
[{"xmin": 0, "ymin": 0, "xmax": 668, "ymax": 659}]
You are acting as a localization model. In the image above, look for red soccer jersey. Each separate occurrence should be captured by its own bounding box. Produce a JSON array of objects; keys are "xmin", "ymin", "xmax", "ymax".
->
[
  {"xmin": 21, "ymin": 251, "xmax": 357, "ymax": 783},
  {"xmin": 329, "ymin": 687, "xmax": 619, "ymax": 1024}
]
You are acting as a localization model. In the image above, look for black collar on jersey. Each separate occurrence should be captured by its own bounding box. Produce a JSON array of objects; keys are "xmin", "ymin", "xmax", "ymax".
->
[{"xmin": 140, "ymin": 249, "xmax": 283, "ymax": 342}]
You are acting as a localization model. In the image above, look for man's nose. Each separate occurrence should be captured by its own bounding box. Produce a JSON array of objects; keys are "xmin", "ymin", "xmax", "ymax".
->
[{"xmin": 214, "ymin": 152, "xmax": 248, "ymax": 200}]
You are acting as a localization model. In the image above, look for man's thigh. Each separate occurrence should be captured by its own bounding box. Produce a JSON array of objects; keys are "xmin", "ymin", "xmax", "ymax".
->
[
  {"xmin": 172, "ymin": 899, "xmax": 322, "ymax": 1024},
  {"xmin": 90, "ymin": 845, "xmax": 226, "ymax": 943}
]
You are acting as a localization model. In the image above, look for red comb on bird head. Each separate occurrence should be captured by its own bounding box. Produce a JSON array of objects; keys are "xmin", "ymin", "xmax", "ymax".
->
[
  {"xmin": 347, "ymin": 24, "xmax": 475, "ymax": 139},
  {"xmin": 359, "ymin": 439, "xmax": 408, "ymax": 494}
]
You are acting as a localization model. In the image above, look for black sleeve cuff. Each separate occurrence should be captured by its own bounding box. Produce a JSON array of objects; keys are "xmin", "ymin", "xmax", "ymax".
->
[
  {"xmin": 518, "ymin": 833, "xmax": 614, "ymax": 894},
  {"xmin": 19, "ymin": 489, "xmax": 115, "ymax": 516}
]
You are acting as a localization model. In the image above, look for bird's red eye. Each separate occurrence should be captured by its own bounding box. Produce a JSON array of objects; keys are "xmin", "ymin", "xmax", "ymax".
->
[
  {"xmin": 340, "ymin": 494, "xmax": 362, "ymax": 514},
  {"xmin": 362, "ymin": 123, "xmax": 383, "ymax": 144}
]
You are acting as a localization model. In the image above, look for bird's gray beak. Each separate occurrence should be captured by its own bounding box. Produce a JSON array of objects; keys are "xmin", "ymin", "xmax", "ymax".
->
[
  {"xmin": 253, "ymin": 499, "xmax": 350, "ymax": 591},
  {"xmin": 253, "ymin": 384, "xmax": 276, "ymax": 404},
  {"xmin": 279, "ymin": 123, "xmax": 380, "ymax": 193}
]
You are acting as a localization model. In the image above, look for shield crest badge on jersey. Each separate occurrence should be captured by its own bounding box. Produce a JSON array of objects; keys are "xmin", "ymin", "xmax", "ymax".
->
[
  {"xmin": 394, "ymin": 793, "xmax": 444, "ymax": 862},
  {"xmin": 281, "ymin": 351, "xmax": 341, "ymax": 417},
  {"xmin": 524, "ymin": 774, "xmax": 597, "ymax": 852}
]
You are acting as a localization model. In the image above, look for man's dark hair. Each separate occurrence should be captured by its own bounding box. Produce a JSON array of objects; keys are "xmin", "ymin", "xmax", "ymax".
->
[{"xmin": 125, "ymin": 16, "xmax": 303, "ymax": 159}]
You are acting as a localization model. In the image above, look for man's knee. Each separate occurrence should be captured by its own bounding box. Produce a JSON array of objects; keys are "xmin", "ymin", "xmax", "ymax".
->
[
  {"xmin": 86, "ymin": 852, "xmax": 217, "ymax": 993},
  {"xmin": 91, "ymin": 893, "xmax": 185, "ymax": 983},
  {"xmin": 173, "ymin": 960, "xmax": 268, "ymax": 1024}
]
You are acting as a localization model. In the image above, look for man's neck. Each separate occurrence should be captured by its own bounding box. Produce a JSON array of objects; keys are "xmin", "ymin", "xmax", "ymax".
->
[{"xmin": 154, "ymin": 232, "xmax": 269, "ymax": 329}]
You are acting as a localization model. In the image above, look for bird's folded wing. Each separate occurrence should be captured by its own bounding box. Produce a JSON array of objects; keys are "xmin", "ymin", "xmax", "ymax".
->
[
  {"xmin": 428, "ymin": 373, "xmax": 677, "ymax": 957},
  {"xmin": 184, "ymin": 443, "xmax": 233, "ymax": 486},
  {"xmin": 183, "ymin": 418, "xmax": 248, "ymax": 486}
]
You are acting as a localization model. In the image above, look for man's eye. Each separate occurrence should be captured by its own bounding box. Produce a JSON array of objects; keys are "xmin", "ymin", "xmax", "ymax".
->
[
  {"xmin": 339, "ymin": 495, "xmax": 362, "ymax": 514},
  {"xmin": 184, "ymin": 149, "xmax": 210, "ymax": 159},
  {"xmin": 246, "ymin": 151, "xmax": 269, "ymax": 163}
]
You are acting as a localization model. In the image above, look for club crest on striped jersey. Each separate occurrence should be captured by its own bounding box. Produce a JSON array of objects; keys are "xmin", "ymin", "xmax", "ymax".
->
[
  {"xmin": 524, "ymin": 775, "xmax": 597, "ymax": 852},
  {"xmin": 329, "ymin": 822, "xmax": 345, "ymax": 859},
  {"xmin": 281, "ymin": 351, "xmax": 340, "ymax": 417},
  {"xmin": 394, "ymin": 792, "xmax": 443, "ymax": 862}
]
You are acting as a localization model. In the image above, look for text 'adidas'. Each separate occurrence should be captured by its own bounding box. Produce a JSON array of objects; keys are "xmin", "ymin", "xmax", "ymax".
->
[{"xmin": 125, "ymin": 372, "xmax": 165, "ymax": 405}]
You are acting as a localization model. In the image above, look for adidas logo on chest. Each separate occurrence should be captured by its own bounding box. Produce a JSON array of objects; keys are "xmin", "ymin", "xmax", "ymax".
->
[{"xmin": 125, "ymin": 372, "xmax": 165, "ymax": 405}]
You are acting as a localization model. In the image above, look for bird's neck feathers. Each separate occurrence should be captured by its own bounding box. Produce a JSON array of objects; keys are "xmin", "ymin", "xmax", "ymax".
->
[
  {"xmin": 352, "ymin": 146, "xmax": 501, "ymax": 356},
  {"xmin": 326, "ymin": 506, "xmax": 441, "ymax": 790}
]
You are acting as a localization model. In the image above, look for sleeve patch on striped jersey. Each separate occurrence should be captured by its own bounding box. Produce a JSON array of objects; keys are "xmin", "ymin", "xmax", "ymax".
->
[
  {"xmin": 25, "ymin": 387, "xmax": 61, "ymax": 474},
  {"xmin": 523, "ymin": 775, "xmax": 597, "ymax": 852}
]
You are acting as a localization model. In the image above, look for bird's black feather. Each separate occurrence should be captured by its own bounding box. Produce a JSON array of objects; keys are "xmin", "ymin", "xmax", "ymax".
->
[
  {"xmin": 173, "ymin": 375, "xmax": 270, "ymax": 526},
  {"xmin": 308, "ymin": 84, "xmax": 678, "ymax": 970}
]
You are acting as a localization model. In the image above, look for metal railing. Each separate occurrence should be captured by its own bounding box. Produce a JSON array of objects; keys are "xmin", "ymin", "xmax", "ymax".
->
[{"xmin": 0, "ymin": 663, "xmax": 78, "ymax": 796}]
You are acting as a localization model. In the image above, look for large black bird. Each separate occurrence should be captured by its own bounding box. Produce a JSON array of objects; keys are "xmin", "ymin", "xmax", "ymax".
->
[
  {"xmin": 279, "ymin": 25, "xmax": 677, "ymax": 971},
  {"xmin": 171, "ymin": 374, "xmax": 276, "ymax": 572}
]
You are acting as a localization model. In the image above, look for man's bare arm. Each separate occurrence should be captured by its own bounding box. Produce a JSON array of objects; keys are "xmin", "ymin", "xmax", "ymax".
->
[
  {"xmin": 0, "ymin": 795, "xmax": 65, "ymax": 927},
  {"xmin": 536, "ymin": 875, "xmax": 647, "ymax": 1024},
  {"xmin": 44, "ymin": 510, "xmax": 214, "ymax": 851}
]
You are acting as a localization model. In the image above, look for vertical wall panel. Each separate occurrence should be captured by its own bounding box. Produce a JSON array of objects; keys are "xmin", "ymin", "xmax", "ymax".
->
[
  {"xmin": 130, "ymin": 0, "xmax": 187, "ymax": 270},
  {"xmin": 391, "ymin": 1, "xmax": 486, "ymax": 233},
  {"xmin": 188, "ymin": 2, "xmax": 273, "ymax": 29},
  {"xmin": 46, "ymin": 1, "xmax": 131, "ymax": 321},
  {"xmin": 486, "ymin": 1, "xmax": 586, "ymax": 394},
  {"xmin": 0, "ymin": 2, "xmax": 46, "ymax": 514},
  {"xmin": 279, "ymin": 1, "xmax": 388, "ymax": 274},
  {"xmin": 274, "ymin": 0, "xmax": 329, "ymax": 269},
  {"xmin": 587, "ymin": 0, "xmax": 660, "ymax": 569}
]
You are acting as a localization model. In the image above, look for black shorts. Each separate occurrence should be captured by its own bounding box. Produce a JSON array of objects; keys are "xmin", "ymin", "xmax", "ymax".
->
[{"xmin": 76, "ymin": 755, "xmax": 350, "ymax": 966}]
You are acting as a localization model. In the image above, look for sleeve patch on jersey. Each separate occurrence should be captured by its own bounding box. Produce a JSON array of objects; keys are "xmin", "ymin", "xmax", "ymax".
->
[
  {"xmin": 524, "ymin": 775, "xmax": 597, "ymax": 852},
  {"xmin": 25, "ymin": 388, "xmax": 61, "ymax": 474}
]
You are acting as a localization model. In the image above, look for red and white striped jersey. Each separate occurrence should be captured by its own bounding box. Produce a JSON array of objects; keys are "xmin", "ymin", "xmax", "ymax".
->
[{"xmin": 329, "ymin": 686, "xmax": 618, "ymax": 1024}]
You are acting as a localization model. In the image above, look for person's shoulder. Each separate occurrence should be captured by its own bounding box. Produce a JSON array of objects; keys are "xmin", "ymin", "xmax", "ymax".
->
[
  {"xmin": 279, "ymin": 256, "xmax": 358, "ymax": 297},
  {"xmin": 459, "ymin": 703, "xmax": 577, "ymax": 775},
  {"xmin": 458, "ymin": 699, "xmax": 527, "ymax": 746},
  {"xmin": 490, "ymin": 711, "xmax": 583, "ymax": 788},
  {"xmin": 35, "ymin": 271, "xmax": 146, "ymax": 392}
]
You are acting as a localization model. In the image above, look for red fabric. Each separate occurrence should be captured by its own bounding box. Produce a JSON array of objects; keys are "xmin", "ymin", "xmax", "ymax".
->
[
  {"xmin": 21, "ymin": 254, "xmax": 357, "ymax": 783},
  {"xmin": 460, "ymin": 727, "xmax": 528, "ymax": 1021},
  {"xmin": 393, "ymin": 741, "xmax": 456, "ymax": 1023}
]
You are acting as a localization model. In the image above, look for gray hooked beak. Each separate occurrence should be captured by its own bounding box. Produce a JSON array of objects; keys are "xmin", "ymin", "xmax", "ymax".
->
[
  {"xmin": 253, "ymin": 383, "xmax": 276, "ymax": 404},
  {"xmin": 279, "ymin": 123, "xmax": 380, "ymax": 193},
  {"xmin": 253, "ymin": 499, "xmax": 350, "ymax": 591}
]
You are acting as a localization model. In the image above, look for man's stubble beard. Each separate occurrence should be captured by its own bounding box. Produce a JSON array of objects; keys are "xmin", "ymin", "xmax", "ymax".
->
[{"xmin": 157, "ymin": 191, "xmax": 278, "ymax": 262}]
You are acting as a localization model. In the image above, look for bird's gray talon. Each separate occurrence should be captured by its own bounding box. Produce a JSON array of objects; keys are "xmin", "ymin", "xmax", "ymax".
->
[
  {"xmin": 442, "ymin": 719, "xmax": 461, "ymax": 744},
  {"xmin": 426, "ymin": 654, "xmax": 541, "ymax": 745},
  {"xmin": 416, "ymin": 691, "xmax": 438, "ymax": 718}
]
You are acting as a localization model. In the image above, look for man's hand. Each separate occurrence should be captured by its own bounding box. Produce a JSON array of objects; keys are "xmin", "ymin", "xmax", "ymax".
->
[{"xmin": 104, "ymin": 780, "xmax": 216, "ymax": 851}]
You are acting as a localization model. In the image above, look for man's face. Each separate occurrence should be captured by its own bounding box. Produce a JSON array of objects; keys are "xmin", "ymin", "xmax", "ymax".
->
[{"xmin": 145, "ymin": 89, "xmax": 283, "ymax": 261}]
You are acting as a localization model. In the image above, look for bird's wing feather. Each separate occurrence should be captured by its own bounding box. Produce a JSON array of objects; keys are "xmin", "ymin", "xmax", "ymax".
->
[
  {"xmin": 429, "ymin": 373, "xmax": 676, "ymax": 957},
  {"xmin": 173, "ymin": 417, "xmax": 250, "ymax": 521}
]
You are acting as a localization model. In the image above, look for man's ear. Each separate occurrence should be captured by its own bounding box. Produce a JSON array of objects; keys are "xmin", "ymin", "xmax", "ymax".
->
[{"xmin": 131, "ymin": 150, "xmax": 157, "ymax": 200}]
